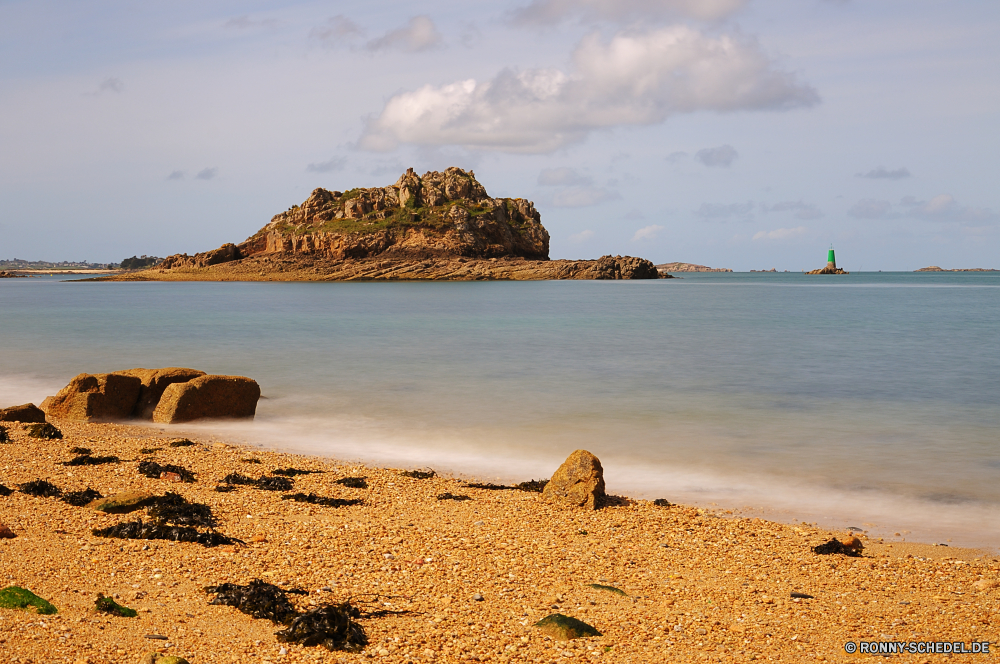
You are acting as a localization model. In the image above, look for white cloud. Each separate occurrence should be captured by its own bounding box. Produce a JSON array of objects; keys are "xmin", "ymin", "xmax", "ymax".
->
[
  {"xmin": 359, "ymin": 26, "xmax": 819, "ymax": 153},
  {"xmin": 306, "ymin": 157, "xmax": 347, "ymax": 173},
  {"xmin": 366, "ymin": 16, "xmax": 443, "ymax": 53},
  {"xmin": 166, "ymin": 170, "xmax": 184, "ymax": 181},
  {"xmin": 538, "ymin": 167, "xmax": 592, "ymax": 186},
  {"xmin": 694, "ymin": 201, "xmax": 755, "ymax": 221},
  {"xmin": 856, "ymin": 166, "xmax": 911, "ymax": 180},
  {"xmin": 311, "ymin": 15, "xmax": 364, "ymax": 45},
  {"xmin": 569, "ymin": 229, "xmax": 595, "ymax": 243},
  {"xmin": 632, "ymin": 224, "xmax": 664, "ymax": 241},
  {"xmin": 763, "ymin": 200, "xmax": 823, "ymax": 220},
  {"xmin": 695, "ymin": 144, "xmax": 738, "ymax": 168},
  {"xmin": 552, "ymin": 186, "xmax": 620, "ymax": 207},
  {"xmin": 509, "ymin": 0, "xmax": 747, "ymax": 25},
  {"xmin": 902, "ymin": 194, "xmax": 998, "ymax": 224},
  {"xmin": 195, "ymin": 167, "xmax": 218, "ymax": 181},
  {"xmin": 752, "ymin": 226, "xmax": 806, "ymax": 241}
]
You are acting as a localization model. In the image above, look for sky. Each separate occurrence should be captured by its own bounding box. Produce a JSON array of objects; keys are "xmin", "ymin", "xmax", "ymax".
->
[{"xmin": 1, "ymin": 0, "xmax": 998, "ymax": 270}]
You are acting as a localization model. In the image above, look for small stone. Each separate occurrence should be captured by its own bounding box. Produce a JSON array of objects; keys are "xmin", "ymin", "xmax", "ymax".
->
[
  {"xmin": 251, "ymin": 533, "xmax": 268, "ymax": 543},
  {"xmin": 473, "ymin": 593, "xmax": 484, "ymax": 601},
  {"xmin": 278, "ymin": 647, "xmax": 287, "ymax": 655},
  {"xmin": 160, "ymin": 471, "xmax": 183, "ymax": 482},
  {"xmin": 89, "ymin": 492, "xmax": 156, "ymax": 514},
  {"xmin": 973, "ymin": 579, "xmax": 999, "ymax": 591},
  {"xmin": 541, "ymin": 450, "xmax": 606, "ymax": 510},
  {"xmin": 0, "ymin": 523, "xmax": 15, "ymax": 539},
  {"xmin": 136, "ymin": 653, "xmax": 190, "ymax": 664}
]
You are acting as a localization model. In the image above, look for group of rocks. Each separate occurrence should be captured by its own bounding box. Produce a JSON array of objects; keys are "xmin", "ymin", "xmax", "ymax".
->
[{"xmin": 0, "ymin": 367, "xmax": 260, "ymax": 425}]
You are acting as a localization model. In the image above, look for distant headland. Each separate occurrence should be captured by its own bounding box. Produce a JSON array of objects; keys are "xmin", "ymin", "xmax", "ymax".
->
[
  {"xmin": 98, "ymin": 167, "xmax": 663, "ymax": 282},
  {"xmin": 915, "ymin": 266, "xmax": 997, "ymax": 272}
]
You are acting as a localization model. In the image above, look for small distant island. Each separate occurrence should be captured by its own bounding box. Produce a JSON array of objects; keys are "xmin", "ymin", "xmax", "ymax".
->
[
  {"xmin": 915, "ymin": 266, "xmax": 997, "ymax": 272},
  {"xmin": 655, "ymin": 262, "xmax": 732, "ymax": 273},
  {"xmin": 99, "ymin": 167, "xmax": 663, "ymax": 282}
]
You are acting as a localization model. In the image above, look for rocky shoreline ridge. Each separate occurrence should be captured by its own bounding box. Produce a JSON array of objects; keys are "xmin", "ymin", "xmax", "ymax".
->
[
  {"xmin": 915, "ymin": 266, "xmax": 997, "ymax": 272},
  {"xmin": 100, "ymin": 168, "xmax": 663, "ymax": 282},
  {"xmin": 0, "ymin": 415, "xmax": 994, "ymax": 664}
]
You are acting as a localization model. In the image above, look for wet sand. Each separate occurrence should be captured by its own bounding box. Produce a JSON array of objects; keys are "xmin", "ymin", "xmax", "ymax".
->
[{"xmin": 1, "ymin": 420, "xmax": 997, "ymax": 663}]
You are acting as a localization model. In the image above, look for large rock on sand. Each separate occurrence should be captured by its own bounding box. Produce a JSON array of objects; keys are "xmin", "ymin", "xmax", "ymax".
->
[
  {"xmin": 0, "ymin": 403, "xmax": 46, "ymax": 423},
  {"xmin": 118, "ymin": 368, "xmax": 206, "ymax": 419},
  {"xmin": 42, "ymin": 373, "xmax": 143, "ymax": 422},
  {"xmin": 152, "ymin": 375, "xmax": 260, "ymax": 423},
  {"xmin": 542, "ymin": 449, "xmax": 606, "ymax": 510}
]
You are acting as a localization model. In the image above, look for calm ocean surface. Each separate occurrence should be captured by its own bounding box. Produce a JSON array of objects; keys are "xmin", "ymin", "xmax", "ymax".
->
[{"xmin": 1, "ymin": 272, "xmax": 998, "ymax": 547}]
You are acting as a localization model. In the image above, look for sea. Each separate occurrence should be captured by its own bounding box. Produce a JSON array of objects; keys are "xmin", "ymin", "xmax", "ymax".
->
[{"xmin": 1, "ymin": 272, "xmax": 998, "ymax": 549}]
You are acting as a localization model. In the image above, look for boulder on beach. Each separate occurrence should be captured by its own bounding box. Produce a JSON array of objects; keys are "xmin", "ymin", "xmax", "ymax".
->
[
  {"xmin": 41, "ymin": 373, "xmax": 142, "ymax": 422},
  {"xmin": 542, "ymin": 449, "xmax": 606, "ymax": 510},
  {"xmin": 152, "ymin": 375, "xmax": 261, "ymax": 424},
  {"xmin": 0, "ymin": 403, "xmax": 47, "ymax": 423},
  {"xmin": 118, "ymin": 367, "xmax": 206, "ymax": 420}
]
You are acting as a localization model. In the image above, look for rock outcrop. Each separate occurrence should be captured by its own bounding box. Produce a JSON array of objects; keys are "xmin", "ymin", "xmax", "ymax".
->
[
  {"xmin": 0, "ymin": 403, "xmax": 47, "ymax": 423},
  {"xmin": 118, "ymin": 367, "xmax": 207, "ymax": 419},
  {"xmin": 160, "ymin": 167, "xmax": 550, "ymax": 269},
  {"xmin": 655, "ymin": 263, "xmax": 733, "ymax": 273},
  {"xmin": 592, "ymin": 255, "xmax": 660, "ymax": 280},
  {"xmin": 806, "ymin": 266, "xmax": 849, "ymax": 274},
  {"xmin": 152, "ymin": 375, "xmax": 261, "ymax": 424},
  {"xmin": 41, "ymin": 373, "xmax": 142, "ymax": 422},
  {"xmin": 542, "ymin": 450, "xmax": 606, "ymax": 510}
]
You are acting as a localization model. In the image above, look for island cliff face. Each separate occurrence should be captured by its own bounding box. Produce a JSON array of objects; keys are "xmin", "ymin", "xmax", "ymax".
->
[{"xmin": 124, "ymin": 167, "xmax": 662, "ymax": 282}]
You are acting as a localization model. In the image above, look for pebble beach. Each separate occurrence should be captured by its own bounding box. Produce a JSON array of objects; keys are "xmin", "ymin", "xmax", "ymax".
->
[{"xmin": 1, "ymin": 420, "xmax": 997, "ymax": 664}]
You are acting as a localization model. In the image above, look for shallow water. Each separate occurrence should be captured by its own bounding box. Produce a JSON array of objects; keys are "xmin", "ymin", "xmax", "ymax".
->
[{"xmin": 2, "ymin": 272, "xmax": 998, "ymax": 547}]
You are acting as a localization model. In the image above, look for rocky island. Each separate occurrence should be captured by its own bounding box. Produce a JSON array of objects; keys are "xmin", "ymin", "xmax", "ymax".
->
[{"xmin": 102, "ymin": 168, "xmax": 662, "ymax": 282}]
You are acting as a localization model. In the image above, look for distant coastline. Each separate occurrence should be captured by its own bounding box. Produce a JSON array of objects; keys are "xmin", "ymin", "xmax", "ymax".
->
[{"xmin": 915, "ymin": 266, "xmax": 997, "ymax": 272}]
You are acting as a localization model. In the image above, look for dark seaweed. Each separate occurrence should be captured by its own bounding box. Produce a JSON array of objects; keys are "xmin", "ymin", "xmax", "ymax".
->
[
  {"xmin": 652, "ymin": 498, "xmax": 672, "ymax": 507},
  {"xmin": 221, "ymin": 472, "xmax": 257, "ymax": 485},
  {"xmin": 0, "ymin": 484, "xmax": 12, "ymax": 497},
  {"xmin": 515, "ymin": 479, "xmax": 548, "ymax": 493},
  {"xmin": 206, "ymin": 579, "xmax": 305, "ymax": 624},
  {"xmin": 27, "ymin": 423, "xmax": 62, "ymax": 440},
  {"xmin": 62, "ymin": 488, "xmax": 103, "ymax": 507},
  {"xmin": 255, "ymin": 476, "xmax": 293, "ymax": 491},
  {"xmin": 20, "ymin": 479, "xmax": 62, "ymax": 497},
  {"xmin": 68, "ymin": 446, "xmax": 92, "ymax": 455},
  {"xmin": 400, "ymin": 469, "xmax": 436, "ymax": 480},
  {"xmin": 147, "ymin": 492, "xmax": 217, "ymax": 528},
  {"xmin": 272, "ymin": 468, "xmax": 323, "ymax": 477},
  {"xmin": 275, "ymin": 603, "xmax": 368, "ymax": 652},
  {"xmin": 334, "ymin": 477, "xmax": 368, "ymax": 489},
  {"xmin": 214, "ymin": 484, "xmax": 236, "ymax": 493},
  {"xmin": 138, "ymin": 460, "xmax": 195, "ymax": 483},
  {"xmin": 139, "ymin": 448, "xmax": 160, "ymax": 455},
  {"xmin": 0, "ymin": 426, "xmax": 9, "ymax": 443},
  {"xmin": 168, "ymin": 439, "xmax": 195, "ymax": 447},
  {"xmin": 281, "ymin": 493, "xmax": 363, "ymax": 508},
  {"xmin": 241, "ymin": 458, "xmax": 262, "ymax": 464},
  {"xmin": 95, "ymin": 594, "xmax": 137, "ymax": 617},
  {"xmin": 436, "ymin": 493, "xmax": 471, "ymax": 501},
  {"xmin": 61, "ymin": 454, "xmax": 121, "ymax": 466},
  {"xmin": 813, "ymin": 538, "xmax": 863, "ymax": 557},
  {"xmin": 92, "ymin": 519, "xmax": 242, "ymax": 548},
  {"xmin": 464, "ymin": 482, "xmax": 513, "ymax": 490}
]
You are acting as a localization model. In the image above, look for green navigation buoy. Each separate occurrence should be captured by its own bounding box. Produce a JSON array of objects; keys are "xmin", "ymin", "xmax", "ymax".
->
[{"xmin": 827, "ymin": 245, "xmax": 837, "ymax": 269}]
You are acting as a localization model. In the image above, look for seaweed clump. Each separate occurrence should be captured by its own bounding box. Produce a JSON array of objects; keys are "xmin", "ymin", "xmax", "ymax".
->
[
  {"xmin": 95, "ymin": 594, "xmax": 137, "ymax": 617},
  {"xmin": 139, "ymin": 447, "xmax": 161, "ymax": 454},
  {"xmin": 652, "ymin": 498, "xmax": 672, "ymax": 507},
  {"xmin": 0, "ymin": 586, "xmax": 57, "ymax": 614},
  {"xmin": 20, "ymin": 479, "xmax": 62, "ymax": 497},
  {"xmin": 276, "ymin": 603, "xmax": 368, "ymax": 652},
  {"xmin": 0, "ymin": 484, "xmax": 12, "ymax": 497},
  {"xmin": 464, "ymin": 482, "xmax": 513, "ymax": 491},
  {"xmin": 68, "ymin": 446, "xmax": 92, "ymax": 455},
  {"xmin": 464, "ymin": 479, "xmax": 548, "ymax": 492},
  {"xmin": 168, "ymin": 439, "xmax": 195, "ymax": 447},
  {"xmin": 281, "ymin": 493, "xmax": 363, "ymax": 508},
  {"xmin": 61, "ymin": 454, "xmax": 121, "ymax": 466},
  {"xmin": 206, "ymin": 579, "xmax": 305, "ymax": 623},
  {"xmin": 0, "ymin": 426, "xmax": 9, "ymax": 443},
  {"xmin": 255, "ymin": 476, "xmax": 293, "ymax": 491},
  {"xmin": 221, "ymin": 472, "xmax": 257, "ymax": 485},
  {"xmin": 436, "ymin": 493, "xmax": 471, "ymax": 501},
  {"xmin": 214, "ymin": 484, "xmax": 236, "ymax": 493},
  {"xmin": 148, "ymin": 492, "xmax": 217, "ymax": 528},
  {"xmin": 813, "ymin": 538, "xmax": 863, "ymax": 557},
  {"xmin": 27, "ymin": 423, "xmax": 62, "ymax": 440},
  {"xmin": 93, "ymin": 519, "xmax": 242, "ymax": 547},
  {"xmin": 400, "ymin": 469, "xmax": 436, "ymax": 480},
  {"xmin": 62, "ymin": 488, "xmax": 103, "ymax": 507},
  {"xmin": 138, "ymin": 460, "xmax": 196, "ymax": 483},
  {"xmin": 515, "ymin": 479, "xmax": 548, "ymax": 493},
  {"xmin": 272, "ymin": 468, "xmax": 323, "ymax": 477},
  {"xmin": 335, "ymin": 477, "xmax": 368, "ymax": 489}
]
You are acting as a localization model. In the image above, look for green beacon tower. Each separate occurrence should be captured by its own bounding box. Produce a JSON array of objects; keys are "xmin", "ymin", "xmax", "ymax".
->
[{"xmin": 827, "ymin": 245, "xmax": 837, "ymax": 270}]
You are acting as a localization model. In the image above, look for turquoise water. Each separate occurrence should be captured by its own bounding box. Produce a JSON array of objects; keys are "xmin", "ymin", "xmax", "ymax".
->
[{"xmin": 2, "ymin": 272, "xmax": 998, "ymax": 547}]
